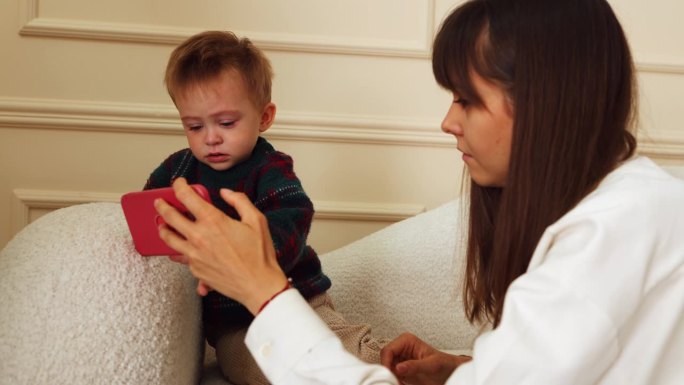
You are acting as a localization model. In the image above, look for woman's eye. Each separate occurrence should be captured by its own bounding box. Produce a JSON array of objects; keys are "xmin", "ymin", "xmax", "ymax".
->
[{"xmin": 454, "ymin": 97, "xmax": 469, "ymax": 107}]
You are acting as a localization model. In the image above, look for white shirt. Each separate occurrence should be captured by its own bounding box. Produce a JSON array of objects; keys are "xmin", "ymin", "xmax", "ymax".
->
[{"xmin": 245, "ymin": 156, "xmax": 684, "ymax": 385}]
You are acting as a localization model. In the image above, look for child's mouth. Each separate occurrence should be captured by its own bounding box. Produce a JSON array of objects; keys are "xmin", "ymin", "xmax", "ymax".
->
[{"xmin": 207, "ymin": 153, "xmax": 229, "ymax": 163}]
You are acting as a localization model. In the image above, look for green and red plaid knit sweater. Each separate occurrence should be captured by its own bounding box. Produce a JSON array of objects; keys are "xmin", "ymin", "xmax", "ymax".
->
[{"xmin": 144, "ymin": 137, "xmax": 331, "ymax": 325}]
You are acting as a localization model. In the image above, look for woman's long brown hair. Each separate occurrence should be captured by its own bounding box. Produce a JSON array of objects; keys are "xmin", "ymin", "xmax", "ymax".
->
[{"xmin": 433, "ymin": 0, "xmax": 637, "ymax": 327}]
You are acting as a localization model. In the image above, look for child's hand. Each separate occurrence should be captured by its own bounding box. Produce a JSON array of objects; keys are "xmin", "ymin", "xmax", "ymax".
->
[
  {"xmin": 197, "ymin": 281, "xmax": 213, "ymax": 296},
  {"xmin": 168, "ymin": 254, "xmax": 190, "ymax": 264}
]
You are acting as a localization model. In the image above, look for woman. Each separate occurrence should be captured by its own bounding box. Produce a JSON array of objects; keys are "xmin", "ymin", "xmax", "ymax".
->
[{"xmin": 155, "ymin": 0, "xmax": 684, "ymax": 383}]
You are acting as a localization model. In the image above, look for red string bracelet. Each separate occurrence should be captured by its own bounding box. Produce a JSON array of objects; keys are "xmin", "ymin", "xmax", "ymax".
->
[{"xmin": 257, "ymin": 279, "xmax": 292, "ymax": 315}]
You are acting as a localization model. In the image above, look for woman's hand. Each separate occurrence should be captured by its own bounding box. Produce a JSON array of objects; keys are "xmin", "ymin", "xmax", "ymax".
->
[
  {"xmin": 154, "ymin": 177, "xmax": 289, "ymax": 314},
  {"xmin": 380, "ymin": 332, "xmax": 471, "ymax": 385}
]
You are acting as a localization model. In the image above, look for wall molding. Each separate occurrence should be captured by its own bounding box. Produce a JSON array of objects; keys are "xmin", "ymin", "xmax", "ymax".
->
[
  {"xmin": 637, "ymin": 133, "xmax": 684, "ymax": 160},
  {"xmin": 19, "ymin": 0, "xmax": 435, "ymax": 59},
  {"xmin": 11, "ymin": 189, "xmax": 121, "ymax": 235},
  {"xmin": 313, "ymin": 201, "xmax": 425, "ymax": 222},
  {"xmin": 0, "ymin": 97, "xmax": 451, "ymax": 147},
  {"xmin": 11, "ymin": 188, "xmax": 425, "ymax": 237},
  {"xmin": 18, "ymin": 0, "xmax": 684, "ymax": 73},
  {"xmin": 3, "ymin": 96, "xmax": 684, "ymax": 157},
  {"xmin": 638, "ymin": 61, "xmax": 684, "ymax": 76}
]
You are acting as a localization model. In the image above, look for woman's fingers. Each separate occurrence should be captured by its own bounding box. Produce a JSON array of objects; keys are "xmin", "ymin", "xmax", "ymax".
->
[
  {"xmin": 380, "ymin": 332, "xmax": 421, "ymax": 369},
  {"xmin": 157, "ymin": 178, "xmax": 235, "ymax": 252},
  {"xmin": 394, "ymin": 354, "xmax": 448, "ymax": 384},
  {"xmin": 154, "ymin": 177, "xmax": 288, "ymax": 314},
  {"xmin": 155, "ymin": 201, "xmax": 192, "ymax": 255},
  {"xmin": 219, "ymin": 188, "xmax": 269, "ymax": 232},
  {"xmin": 380, "ymin": 332, "xmax": 463, "ymax": 385},
  {"xmin": 171, "ymin": 178, "xmax": 219, "ymax": 224}
]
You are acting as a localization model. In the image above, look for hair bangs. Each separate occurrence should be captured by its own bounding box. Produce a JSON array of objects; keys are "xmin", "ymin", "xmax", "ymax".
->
[
  {"xmin": 432, "ymin": 2, "xmax": 490, "ymax": 106},
  {"xmin": 174, "ymin": 56, "xmax": 223, "ymax": 93}
]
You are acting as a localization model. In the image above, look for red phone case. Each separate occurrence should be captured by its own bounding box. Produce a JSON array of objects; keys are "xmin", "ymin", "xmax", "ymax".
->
[{"xmin": 121, "ymin": 184, "xmax": 210, "ymax": 256}]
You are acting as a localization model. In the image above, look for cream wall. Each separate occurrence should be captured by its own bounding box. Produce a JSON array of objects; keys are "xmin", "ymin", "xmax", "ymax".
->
[{"xmin": 1, "ymin": 0, "xmax": 683, "ymax": 253}]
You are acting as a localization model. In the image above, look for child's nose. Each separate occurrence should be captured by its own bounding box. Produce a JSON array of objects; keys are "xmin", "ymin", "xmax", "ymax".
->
[{"xmin": 205, "ymin": 127, "xmax": 223, "ymax": 145}]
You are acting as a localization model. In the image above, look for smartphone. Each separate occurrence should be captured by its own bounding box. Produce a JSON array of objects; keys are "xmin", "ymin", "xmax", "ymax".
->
[{"xmin": 121, "ymin": 184, "xmax": 210, "ymax": 256}]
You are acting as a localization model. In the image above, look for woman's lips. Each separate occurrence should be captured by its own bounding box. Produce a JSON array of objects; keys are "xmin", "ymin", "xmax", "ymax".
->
[{"xmin": 457, "ymin": 147, "xmax": 472, "ymax": 162}]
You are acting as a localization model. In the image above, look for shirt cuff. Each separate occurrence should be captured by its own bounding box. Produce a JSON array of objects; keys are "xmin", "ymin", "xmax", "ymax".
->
[{"xmin": 245, "ymin": 289, "xmax": 337, "ymax": 383}]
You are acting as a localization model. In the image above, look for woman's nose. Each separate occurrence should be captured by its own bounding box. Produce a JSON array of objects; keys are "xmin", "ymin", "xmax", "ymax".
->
[{"xmin": 441, "ymin": 105, "xmax": 463, "ymax": 136}]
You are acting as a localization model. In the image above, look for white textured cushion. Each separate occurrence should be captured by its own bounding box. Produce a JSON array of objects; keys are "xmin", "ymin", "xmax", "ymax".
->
[
  {"xmin": 0, "ymin": 202, "xmax": 203, "ymax": 385},
  {"xmin": 321, "ymin": 199, "xmax": 480, "ymax": 353}
]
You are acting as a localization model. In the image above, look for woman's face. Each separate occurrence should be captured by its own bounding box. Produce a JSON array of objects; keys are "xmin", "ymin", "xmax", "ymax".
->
[{"xmin": 441, "ymin": 72, "xmax": 513, "ymax": 187}]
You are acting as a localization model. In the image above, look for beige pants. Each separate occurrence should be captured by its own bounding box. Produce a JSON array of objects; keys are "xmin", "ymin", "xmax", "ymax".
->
[{"xmin": 211, "ymin": 292, "xmax": 387, "ymax": 385}]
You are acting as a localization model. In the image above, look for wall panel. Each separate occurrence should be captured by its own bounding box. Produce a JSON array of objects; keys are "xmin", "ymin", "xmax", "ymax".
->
[
  {"xmin": 22, "ymin": 0, "xmax": 435, "ymax": 57},
  {"xmin": 1, "ymin": 0, "xmax": 683, "ymax": 254}
]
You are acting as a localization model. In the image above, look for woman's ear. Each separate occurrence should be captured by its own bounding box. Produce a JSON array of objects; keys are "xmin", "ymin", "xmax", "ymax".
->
[{"xmin": 259, "ymin": 103, "xmax": 276, "ymax": 133}]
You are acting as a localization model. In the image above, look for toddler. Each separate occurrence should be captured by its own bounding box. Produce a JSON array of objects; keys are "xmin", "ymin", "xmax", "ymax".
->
[{"xmin": 144, "ymin": 31, "xmax": 384, "ymax": 385}]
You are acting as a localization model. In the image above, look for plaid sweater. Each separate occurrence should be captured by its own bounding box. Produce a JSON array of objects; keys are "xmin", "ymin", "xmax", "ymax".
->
[{"xmin": 144, "ymin": 137, "xmax": 331, "ymax": 325}]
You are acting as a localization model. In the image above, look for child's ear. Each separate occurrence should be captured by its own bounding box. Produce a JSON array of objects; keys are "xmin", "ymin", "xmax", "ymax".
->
[{"xmin": 259, "ymin": 103, "xmax": 276, "ymax": 133}]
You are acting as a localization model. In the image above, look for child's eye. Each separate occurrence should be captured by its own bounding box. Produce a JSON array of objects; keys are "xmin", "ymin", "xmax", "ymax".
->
[
  {"xmin": 219, "ymin": 120, "xmax": 235, "ymax": 128},
  {"xmin": 186, "ymin": 124, "xmax": 203, "ymax": 131}
]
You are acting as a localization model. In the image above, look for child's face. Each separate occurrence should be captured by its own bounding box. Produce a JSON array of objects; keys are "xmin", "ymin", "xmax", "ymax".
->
[
  {"xmin": 440, "ymin": 72, "xmax": 513, "ymax": 187},
  {"xmin": 174, "ymin": 70, "xmax": 275, "ymax": 172}
]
